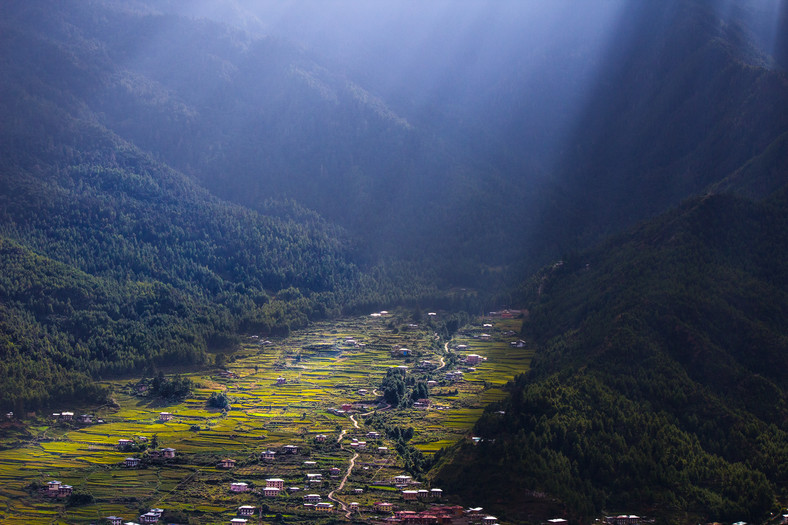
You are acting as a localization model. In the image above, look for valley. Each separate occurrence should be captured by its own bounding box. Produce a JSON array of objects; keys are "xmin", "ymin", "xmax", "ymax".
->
[{"xmin": 0, "ymin": 312, "xmax": 531, "ymax": 524}]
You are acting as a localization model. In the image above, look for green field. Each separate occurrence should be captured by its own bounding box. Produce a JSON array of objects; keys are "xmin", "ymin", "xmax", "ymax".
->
[{"xmin": 0, "ymin": 312, "xmax": 532, "ymax": 524}]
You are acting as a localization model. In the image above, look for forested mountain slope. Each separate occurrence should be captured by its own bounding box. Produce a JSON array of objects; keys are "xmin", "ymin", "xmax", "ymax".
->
[
  {"xmin": 0, "ymin": 3, "xmax": 468, "ymax": 411},
  {"xmin": 434, "ymin": 189, "xmax": 788, "ymax": 523},
  {"xmin": 534, "ymin": 0, "xmax": 788, "ymax": 258},
  {"xmin": 0, "ymin": 0, "xmax": 527, "ymax": 275}
]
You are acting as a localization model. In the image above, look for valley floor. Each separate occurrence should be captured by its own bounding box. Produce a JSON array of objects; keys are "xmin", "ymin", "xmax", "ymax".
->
[{"xmin": 0, "ymin": 312, "xmax": 532, "ymax": 524}]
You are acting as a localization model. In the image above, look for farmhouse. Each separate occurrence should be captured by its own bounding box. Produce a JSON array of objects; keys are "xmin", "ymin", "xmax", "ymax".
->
[
  {"xmin": 431, "ymin": 488, "xmax": 443, "ymax": 499},
  {"xmin": 117, "ymin": 438, "xmax": 133, "ymax": 448},
  {"xmin": 276, "ymin": 377, "xmax": 286, "ymax": 385},
  {"xmin": 57, "ymin": 485, "xmax": 73, "ymax": 497},
  {"xmin": 160, "ymin": 447, "xmax": 176, "ymax": 458},
  {"xmin": 606, "ymin": 515, "xmax": 642, "ymax": 525},
  {"xmin": 465, "ymin": 354, "xmax": 484, "ymax": 365},
  {"xmin": 418, "ymin": 489, "xmax": 430, "ymax": 499},
  {"xmin": 265, "ymin": 478, "xmax": 285, "ymax": 489},
  {"xmin": 548, "ymin": 520, "xmax": 568, "ymax": 525},
  {"xmin": 315, "ymin": 502, "xmax": 334, "ymax": 512},
  {"xmin": 139, "ymin": 512, "xmax": 159, "ymax": 523},
  {"xmin": 314, "ymin": 434, "xmax": 327, "ymax": 443},
  {"xmin": 124, "ymin": 457, "xmax": 141, "ymax": 467},
  {"xmin": 303, "ymin": 494, "xmax": 321, "ymax": 503},
  {"xmin": 261, "ymin": 450, "xmax": 276, "ymax": 461},
  {"xmin": 238, "ymin": 505, "xmax": 255, "ymax": 516},
  {"xmin": 329, "ymin": 467, "xmax": 341, "ymax": 477},
  {"xmin": 378, "ymin": 446, "xmax": 389, "ymax": 454},
  {"xmin": 106, "ymin": 517, "xmax": 123, "ymax": 525},
  {"xmin": 394, "ymin": 475, "xmax": 413, "ymax": 485},
  {"xmin": 218, "ymin": 458, "xmax": 236, "ymax": 469},
  {"xmin": 282, "ymin": 444, "xmax": 299, "ymax": 454},
  {"xmin": 374, "ymin": 501, "xmax": 394, "ymax": 512},
  {"xmin": 78, "ymin": 414, "xmax": 92, "ymax": 423},
  {"xmin": 263, "ymin": 486, "xmax": 280, "ymax": 497},
  {"xmin": 367, "ymin": 431, "xmax": 380, "ymax": 439},
  {"xmin": 60, "ymin": 411, "xmax": 74, "ymax": 421},
  {"xmin": 402, "ymin": 490, "xmax": 419, "ymax": 501},
  {"xmin": 47, "ymin": 480, "xmax": 61, "ymax": 493},
  {"xmin": 350, "ymin": 502, "xmax": 359, "ymax": 511},
  {"xmin": 482, "ymin": 517, "xmax": 499, "ymax": 525},
  {"xmin": 230, "ymin": 482, "xmax": 249, "ymax": 493},
  {"xmin": 159, "ymin": 412, "xmax": 173, "ymax": 422},
  {"xmin": 230, "ymin": 519, "xmax": 248, "ymax": 525}
]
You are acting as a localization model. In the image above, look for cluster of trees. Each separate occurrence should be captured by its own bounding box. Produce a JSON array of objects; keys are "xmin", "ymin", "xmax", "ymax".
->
[
  {"xmin": 435, "ymin": 192, "xmax": 788, "ymax": 523},
  {"xmin": 379, "ymin": 368, "xmax": 430, "ymax": 406}
]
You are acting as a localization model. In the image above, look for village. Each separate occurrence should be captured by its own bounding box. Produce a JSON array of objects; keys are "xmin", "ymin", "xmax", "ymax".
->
[{"xmin": 0, "ymin": 309, "xmax": 609, "ymax": 525}]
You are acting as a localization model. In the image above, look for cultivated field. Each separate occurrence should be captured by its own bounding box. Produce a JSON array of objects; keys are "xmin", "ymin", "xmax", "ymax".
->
[{"xmin": 0, "ymin": 312, "xmax": 532, "ymax": 524}]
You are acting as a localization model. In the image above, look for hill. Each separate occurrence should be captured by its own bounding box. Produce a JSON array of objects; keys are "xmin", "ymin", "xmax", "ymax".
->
[{"xmin": 433, "ymin": 190, "xmax": 788, "ymax": 523}]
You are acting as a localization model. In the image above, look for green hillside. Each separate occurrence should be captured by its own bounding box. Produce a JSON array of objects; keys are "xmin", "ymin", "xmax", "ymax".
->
[{"xmin": 434, "ymin": 191, "xmax": 788, "ymax": 523}]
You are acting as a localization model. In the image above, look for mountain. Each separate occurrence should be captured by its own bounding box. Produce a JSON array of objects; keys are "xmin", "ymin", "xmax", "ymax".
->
[
  {"xmin": 0, "ymin": 2, "xmax": 474, "ymax": 411},
  {"xmin": 533, "ymin": 0, "xmax": 788, "ymax": 258},
  {"xmin": 0, "ymin": 0, "xmax": 531, "ymax": 278},
  {"xmin": 434, "ymin": 189, "xmax": 788, "ymax": 523}
]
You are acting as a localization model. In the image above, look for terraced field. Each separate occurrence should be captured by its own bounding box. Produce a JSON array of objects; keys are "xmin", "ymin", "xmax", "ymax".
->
[{"xmin": 0, "ymin": 312, "xmax": 532, "ymax": 524}]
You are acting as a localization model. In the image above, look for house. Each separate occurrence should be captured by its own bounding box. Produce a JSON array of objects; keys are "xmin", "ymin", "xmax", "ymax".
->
[
  {"xmin": 139, "ymin": 512, "xmax": 159, "ymax": 524},
  {"xmin": 465, "ymin": 354, "xmax": 483, "ymax": 365},
  {"xmin": 417, "ymin": 489, "xmax": 430, "ymax": 499},
  {"xmin": 282, "ymin": 444, "xmax": 299, "ymax": 454},
  {"xmin": 329, "ymin": 467, "xmax": 341, "ymax": 477},
  {"xmin": 402, "ymin": 490, "xmax": 419, "ymax": 501},
  {"xmin": 106, "ymin": 517, "xmax": 123, "ymax": 525},
  {"xmin": 306, "ymin": 473, "xmax": 322, "ymax": 482},
  {"xmin": 315, "ymin": 502, "xmax": 334, "ymax": 512},
  {"xmin": 118, "ymin": 438, "xmax": 133, "ymax": 449},
  {"xmin": 159, "ymin": 412, "xmax": 173, "ymax": 422},
  {"xmin": 606, "ymin": 516, "xmax": 641, "ymax": 525},
  {"xmin": 265, "ymin": 478, "xmax": 284, "ymax": 489},
  {"xmin": 314, "ymin": 434, "xmax": 327, "ymax": 443},
  {"xmin": 479, "ymin": 334, "xmax": 491, "ymax": 341},
  {"xmin": 303, "ymin": 494, "xmax": 321, "ymax": 503},
  {"xmin": 374, "ymin": 502, "xmax": 394, "ymax": 512},
  {"xmin": 78, "ymin": 414, "xmax": 92, "ymax": 424},
  {"xmin": 341, "ymin": 403, "xmax": 353, "ymax": 411},
  {"xmin": 367, "ymin": 431, "xmax": 380, "ymax": 439},
  {"xmin": 263, "ymin": 487, "xmax": 280, "ymax": 497},
  {"xmin": 276, "ymin": 377, "xmax": 286, "ymax": 385},
  {"xmin": 60, "ymin": 411, "xmax": 74, "ymax": 421},
  {"xmin": 350, "ymin": 502, "xmax": 359, "ymax": 511},
  {"xmin": 482, "ymin": 517, "xmax": 499, "ymax": 525},
  {"xmin": 431, "ymin": 488, "xmax": 443, "ymax": 499},
  {"xmin": 354, "ymin": 488, "xmax": 364, "ymax": 494},
  {"xmin": 230, "ymin": 482, "xmax": 249, "ymax": 493},
  {"xmin": 230, "ymin": 519, "xmax": 247, "ymax": 525},
  {"xmin": 57, "ymin": 485, "xmax": 73, "ymax": 497},
  {"xmin": 237, "ymin": 506, "xmax": 255, "ymax": 516},
  {"xmin": 378, "ymin": 446, "xmax": 389, "ymax": 454},
  {"xmin": 548, "ymin": 520, "xmax": 568, "ymax": 525},
  {"xmin": 125, "ymin": 457, "xmax": 141, "ymax": 468},
  {"xmin": 394, "ymin": 475, "xmax": 412, "ymax": 485},
  {"xmin": 261, "ymin": 450, "xmax": 276, "ymax": 461},
  {"xmin": 160, "ymin": 448, "xmax": 176, "ymax": 458},
  {"xmin": 47, "ymin": 481, "xmax": 61, "ymax": 493},
  {"xmin": 414, "ymin": 399, "xmax": 431, "ymax": 409},
  {"xmin": 218, "ymin": 458, "xmax": 236, "ymax": 469}
]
